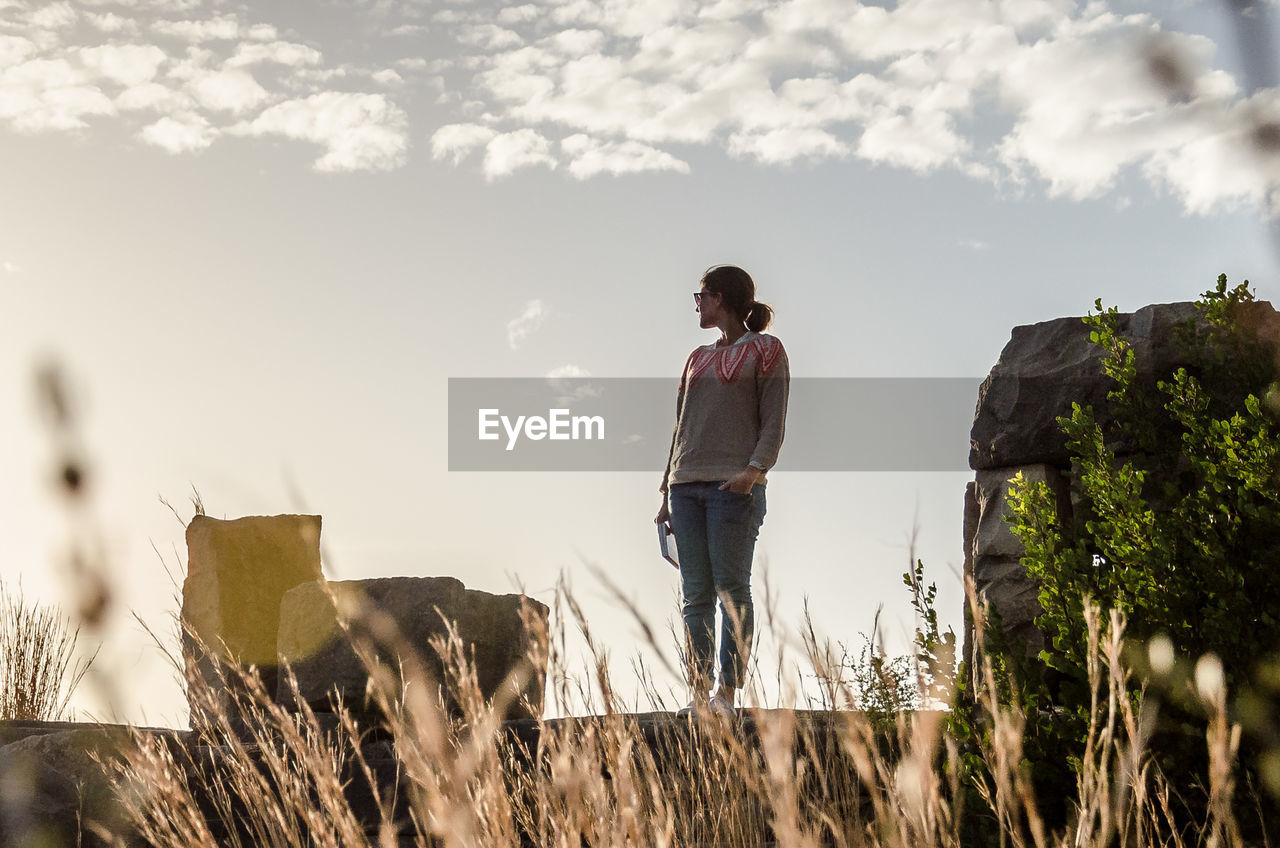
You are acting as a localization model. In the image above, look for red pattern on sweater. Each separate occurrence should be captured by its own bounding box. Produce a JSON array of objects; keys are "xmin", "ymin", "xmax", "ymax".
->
[{"xmin": 685, "ymin": 335, "xmax": 784, "ymax": 384}]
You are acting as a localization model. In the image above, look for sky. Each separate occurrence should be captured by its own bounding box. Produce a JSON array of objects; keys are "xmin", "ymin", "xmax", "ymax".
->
[{"xmin": 2, "ymin": 0, "xmax": 1279, "ymax": 726}]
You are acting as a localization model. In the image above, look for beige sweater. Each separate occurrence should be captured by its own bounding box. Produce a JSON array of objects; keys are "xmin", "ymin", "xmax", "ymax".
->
[{"xmin": 660, "ymin": 331, "xmax": 790, "ymax": 493}]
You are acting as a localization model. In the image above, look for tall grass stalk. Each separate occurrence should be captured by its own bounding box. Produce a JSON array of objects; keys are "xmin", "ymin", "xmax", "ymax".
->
[
  {"xmin": 0, "ymin": 580, "xmax": 95, "ymax": 720},
  {"xmin": 102, "ymin": 575, "xmax": 1261, "ymax": 848}
]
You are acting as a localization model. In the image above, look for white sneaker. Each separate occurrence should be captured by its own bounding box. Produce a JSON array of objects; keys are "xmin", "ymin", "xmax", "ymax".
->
[
  {"xmin": 708, "ymin": 693, "xmax": 737, "ymax": 718},
  {"xmin": 677, "ymin": 691, "xmax": 713, "ymax": 716},
  {"xmin": 676, "ymin": 693, "xmax": 737, "ymax": 718}
]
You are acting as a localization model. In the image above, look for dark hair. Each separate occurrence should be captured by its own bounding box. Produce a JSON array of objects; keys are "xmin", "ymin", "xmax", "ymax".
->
[{"xmin": 701, "ymin": 265, "xmax": 775, "ymax": 332}]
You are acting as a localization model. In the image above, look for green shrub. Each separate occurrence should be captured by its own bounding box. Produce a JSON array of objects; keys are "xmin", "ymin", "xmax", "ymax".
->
[{"xmin": 974, "ymin": 275, "xmax": 1280, "ymax": 832}]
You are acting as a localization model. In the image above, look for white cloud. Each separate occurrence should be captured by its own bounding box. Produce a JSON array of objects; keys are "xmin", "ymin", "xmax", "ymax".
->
[
  {"xmin": 551, "ymin": 0, "xmax": 687, "ymax": 37},
  {"xmin": 246, "ymin": 24, "xmax": 278, "ymax": 41},
  {"xmin": 152, "ymin": 16, "xmax": 241, "ymax": 43},
  {"xmin": 431, "ymin": 121, "xmax": 496, "ymax": 163},
  {"xmin": 3, "ymin": 57, "xmax": 85, "ymax": 89},
  {"xmin": 546, "ymin": 364, "xmax": 602, "ymax": 403},
  {"xmin": 165, "ymin": 46, "xmax": 217, "ymax": 82},
  {"xmin": 457, "ymin": 24, "xmax": 523, "ymax": 51},
  {"xmin": 188, "ymin": 67, "xmax": 268, "ymax": 113},
  {"xmin": 561, "ymin": 133, "xmax": 690, "ymax": 177},
  {"xmin": 858, "ymin": 108, "xmax": 967, "ymax": 171},
  {"xmin": 226, "ymin": 41, "xmax": 322, "ymax": 69},
  {"xmin": 0, "ymin": 0, "xmax": 417, "ymax": 174},
  {"xmin": 406, "ymin": 0, "xmax": 1280, "ymax": 212},
  {"xmin": 698, "ymin": 0, "xmax": 769, "ymax": 20},
  {"xmin": 0, "ymin": 59, "xmax": 114, "ymax": 131},
  {"xmin": 497, "ymin": 5, "xmax": 541, "ymax": 25},
  {"xmin": 1140, "ymin": 91, "xmax": 1280, "ymax": 214},
  {"xmin": 140, "ymin": 111, "xmax": 215, "ymax": 152},
  {"xmin": 8, "ymin": 85, "xmax": 115, "ymax": 131},
  {"xmin": 79, "ymin": 44, "xmax": 168, "ymax": 87},
  {"xmin": 0, "ymin": 36, "xmax": 37, "ymax": 69},
  {"xmin": 546, "ymin": 364, "xmax": 590, "ymax": 377},
  {"xmin": 2, "ymin": 260, "xmax": 20, "ymax": 274},
  {"xmin": 541, "ymin": 29, "xmax": 605, "ymax": 56},
  {"xmin": 0, "ymin": 0, "xmax": 1274, "ymax": 208},
  {"xmin": 729, "ymin": 127, "xmax": 848, "ymax": 165},
  {"xmin": 483, "ymin": 128, "xmax": 556, "ymax": 179},
  {"xmin": 115, "ymin": 81, "xmax": 192, "ymax": 112},
  {"xmin": 27, "ymin": 2, "xmax": 77, "ymax": 31},
  {"xmin": 507, "ymin": 299, "xmax": 547, "ymax": 349},
  {"xmin": 87, "ymin": 13, "xmax": 140, "ymax": 35},
  {"xmin": 241, "ymin": 92, "xmax": 409, "ymax": 172},
  {"xmin": 371, "ymin": 68, "xmax": 404, "ymax": 86},
  {"xmin": 993, "ymin": 15, "xmax": 1241, "ymax": 202}
]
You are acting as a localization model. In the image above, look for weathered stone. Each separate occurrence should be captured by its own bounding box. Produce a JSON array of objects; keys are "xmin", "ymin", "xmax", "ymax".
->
[
  {"xmin": 277, "ymin": 577, "xmax": 549, "ymax": 721},
  {"xmin": 970, "ymin": 300, "xmax": 1280, "ymax": 470},
  {"xmin": 965, "ymin": 464, "xmax": 1066, "ymax": 676},
  {"xmin": 972, "ymin": 464, "xmax": 1070, "ymax": 562},
  {"xmin": 0, "ymin": 728, "xmax": 139, "ymax": 847},
  {"xmin": 961, "ymin": 482, "xmax": 979, "ymax": 679},
  {"xmin": 964, "ymin": 299, "xmax": 1280, "ymax": 691},
  {"xmin": 181, "ymin": 514, "xmax": 324, "ymax": 722}
]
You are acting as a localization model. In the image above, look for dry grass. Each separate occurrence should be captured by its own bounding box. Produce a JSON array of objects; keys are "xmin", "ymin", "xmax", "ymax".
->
[
  {"xmin": 95, "ymin": 579, "xmax": 1263, "ymax": 848},
  {"xmin": 0, "ymin": 580, "xmax": 95, "ymax": 721}
]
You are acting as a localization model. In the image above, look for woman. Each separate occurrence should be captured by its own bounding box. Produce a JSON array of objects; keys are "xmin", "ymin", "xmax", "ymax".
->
[{"xmin": 654, "ymin": 265, "xmax": 789, "ymax": 717}]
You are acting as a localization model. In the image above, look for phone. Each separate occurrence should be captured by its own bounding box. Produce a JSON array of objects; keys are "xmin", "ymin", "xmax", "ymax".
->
[{"xmin": 658, "ymin": 521, "xmax": 679, "ymax": 569}]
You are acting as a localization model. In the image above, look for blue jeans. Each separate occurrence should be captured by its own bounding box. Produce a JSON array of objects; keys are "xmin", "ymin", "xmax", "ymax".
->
[{"xmin": 669, "ymin": 481, "xmax": 767, "ymax": 691}]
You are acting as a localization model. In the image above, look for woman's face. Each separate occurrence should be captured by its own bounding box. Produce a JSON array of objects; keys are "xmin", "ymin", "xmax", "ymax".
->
[{"xmin": 695, "ymin": 285, "xmax": 726, "ymax": 329}]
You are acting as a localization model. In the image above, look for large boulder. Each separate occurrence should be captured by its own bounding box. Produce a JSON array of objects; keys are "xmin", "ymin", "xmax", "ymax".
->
[
  {"xmin": 970, "ymin": 300, "xmax": 1280, "ymax": 470},
  {"xmin": 0, "ymin": 727, "xmax": 141, "ymax": 846},
  {"xmin": 964, "ymin": 299, "xmax": 1280, "ymax": 686},
  {"xmin": 277, "ymin": 577, "xmax": 549, "ymax": 722},
  {"xmin": 181, "ymin": 514, "xmax": 324, "ymax": 723}
]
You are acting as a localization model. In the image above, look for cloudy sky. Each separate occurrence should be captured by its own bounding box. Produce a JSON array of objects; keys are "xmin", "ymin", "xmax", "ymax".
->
[{"xmin": 2, "ymin": 0, "xmax": 1278, "ymax": 725}]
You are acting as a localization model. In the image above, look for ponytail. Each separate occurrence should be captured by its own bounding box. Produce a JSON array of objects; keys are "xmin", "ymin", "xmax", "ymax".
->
[{"xmin": 745, "ymin": 299, "xmax": 774, "ymax": 332}]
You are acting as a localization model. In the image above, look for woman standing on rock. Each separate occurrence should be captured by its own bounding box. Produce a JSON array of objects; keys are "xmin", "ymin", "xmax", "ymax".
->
[{"xmin": 655, "ymin": 265, "xmax": 790, "ymax": 717}]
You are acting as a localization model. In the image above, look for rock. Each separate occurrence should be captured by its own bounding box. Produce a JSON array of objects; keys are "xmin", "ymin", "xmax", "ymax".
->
[
  {"xmin": 965, "ymin": 466, "xmax": 1069, "ymax": 663},
  {"xmin": 970, "ymin": 301, "xmax": 1280, "ymax": 470},
  {"xmin": 963, "ymin": 299, "xmax": 1280, "ymax": 689},
  {"xmin": 971, "ymin": 465, "xmax": 1070, "ymax": 562},
  {"xmin": 961, "ymin": 482, "xmax": 979, "ymax": 685},
  {"xmin": 277, "ymin": 577, "xmax": 549, "ymax": 722},
  {"xmin": 181, "ymin": 514, "xmax": 324, "ymax": 723},
  {"xmin": 0, "ymin": 728, "xmax": 139, "ymax": 847}
]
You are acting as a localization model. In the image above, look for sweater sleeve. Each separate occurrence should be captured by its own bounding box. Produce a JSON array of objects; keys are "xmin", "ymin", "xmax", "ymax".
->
[
  {"xmin": 659, "ymin": 352, "xmax": 693, "ymax": 494},
  {"xmin": 749, "ymin": 341, "xmax": 789, "ymax": 471}
]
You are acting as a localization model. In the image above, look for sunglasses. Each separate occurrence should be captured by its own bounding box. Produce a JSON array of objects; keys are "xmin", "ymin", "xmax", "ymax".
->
[{"xmin": 693, "ymin": 290, "xmax": 721, "ymax": 306}]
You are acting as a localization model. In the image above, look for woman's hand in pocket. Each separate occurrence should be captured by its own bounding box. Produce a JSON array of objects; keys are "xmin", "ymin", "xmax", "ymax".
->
[{"xmin": 719, "ymin": 468, "xmax": 762, "ymax": 494}]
